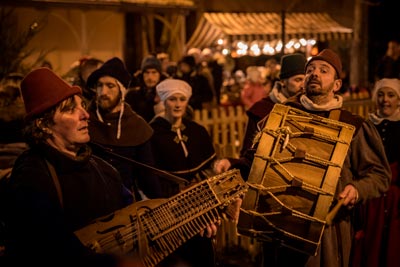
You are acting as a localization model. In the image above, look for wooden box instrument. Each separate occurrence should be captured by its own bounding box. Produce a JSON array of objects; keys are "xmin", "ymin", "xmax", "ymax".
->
[
  {"xmin": 75, "ymin": 169, "xmax": 247, "ymax": 267},
  {"xmin": 237, "ymin": 104, "xmax": 355, "ymax": 256}
]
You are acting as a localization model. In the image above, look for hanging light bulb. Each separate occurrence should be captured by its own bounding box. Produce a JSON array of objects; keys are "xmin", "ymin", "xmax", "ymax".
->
[
  {"xmin": 299, "ymin": 38, "xmax": 307, "ymax": 46},
  {"xmin": 285, "ymin": 40, "xmax": 295, "ymax": 49},
  {"xmin": 275, "ymin": 41, "xmax": 283, "ymax": 53},
  {"xmin": 263, "ymin": 43, "xmax": 274, "ymax": 55},
  {"xmin": 236, "ymin": 41, "xmax": 248, "ymax": 56},
  {"xmin": 250, "ymin": 41, "xmax": 261, "ymax": 56},
  {"xmin": 308, "ymin": 39, "xmax": 317, "ymax": 46}
]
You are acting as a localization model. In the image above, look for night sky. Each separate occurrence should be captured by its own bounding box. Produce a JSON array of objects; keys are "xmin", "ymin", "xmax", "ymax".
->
[{"xmin": 369, "ymin": 0, "xmax": 398, "ymax": 64}]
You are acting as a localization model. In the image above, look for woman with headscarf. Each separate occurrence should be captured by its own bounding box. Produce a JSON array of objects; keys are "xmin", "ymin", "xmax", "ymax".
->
[
  {"xmin": 149, "ymin": 78, "xmax": 217, "ymax": 267},
  {"xmin": 150, "ymin": 79, "xmax": 217, "ymax": 196},
  {"xmin": 353, "ymin": 78, "xmax": 400, "ymax": 267}
]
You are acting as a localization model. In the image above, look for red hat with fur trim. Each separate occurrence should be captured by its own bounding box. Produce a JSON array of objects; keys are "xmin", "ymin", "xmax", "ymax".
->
[{"xmin": 21, "ymin": 67, "xmax": 82, "ymax": 120}]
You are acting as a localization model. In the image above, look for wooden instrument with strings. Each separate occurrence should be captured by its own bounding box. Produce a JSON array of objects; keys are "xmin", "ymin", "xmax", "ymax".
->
[
  {"xmin": 74, "ymin": 169, "xmax": 247, "ymax": 267},
  {"xmin": 237, "ymin": 104, "xmax": 355, "ymax": 256}
]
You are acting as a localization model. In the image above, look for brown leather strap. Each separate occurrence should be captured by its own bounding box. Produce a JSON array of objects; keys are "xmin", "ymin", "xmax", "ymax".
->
[
  {"xmin": 329, "ymin": 109, "xmax": 341, "ymax": 120},
  {"xmin": 45, "ymin": 160, "xmax": 63, "ymax": 208}
]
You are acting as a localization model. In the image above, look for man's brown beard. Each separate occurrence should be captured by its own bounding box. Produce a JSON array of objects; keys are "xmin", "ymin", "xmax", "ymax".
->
[
  {"xmin": 97, "ymin": 97, "xmax": 120, "ymax": 113},
  {"xmin": 306, "ymin": 87, "xmax": 322, "ymax": 97}
]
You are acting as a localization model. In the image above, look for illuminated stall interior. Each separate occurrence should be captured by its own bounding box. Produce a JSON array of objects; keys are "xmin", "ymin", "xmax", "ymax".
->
[{"xmin": 186, "ymin": 12, "xmax": 353, "ymax": 58}]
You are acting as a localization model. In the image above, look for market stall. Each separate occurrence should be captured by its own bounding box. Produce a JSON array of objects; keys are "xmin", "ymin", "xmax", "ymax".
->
[{"xmin": 186, "ymin": 12, "xmax": 353, "ymax": 57}]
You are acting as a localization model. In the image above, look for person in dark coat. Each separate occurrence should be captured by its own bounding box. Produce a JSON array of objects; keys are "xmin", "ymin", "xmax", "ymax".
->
[
  {"xmin": 214, "ymin": 49, "xmax": 391, "ymax": 267},
  {"xmin": 352, "ymin": 78, "xmax": 400, "ymax": 267},
  {"xmin": 125, "ymin": 56, "xmax": 167, "ymax": 122},
  {"xmin": 240, "ymin": 53, "xmax": 307, "ymax": 156},
  {"xmin": 2, "ymin": 68, "xmax": 139, "ymax": 267},
  {"xmin": 175, "ymin": 55, "xmax": 214, "ymax": 110},
  {"xmin": 86, "ymin": 57, "xmax": 162, "ymax": 201},
  {"xmin": 74, "ymin": 57, "xmax": 104, "ymax": 103},
  {"xmin": 200, "ymin": 48, "xmax": 224, "ymax": 104},
  {"xmin": 375, "ymin": 40, "xmax": 400, "ymax": 80},
  {"xmin": 0, "ymin": 74, "xmax": 26, "ymax": 144},
  {"xmin": 150, "ymin": 79, "xmax": 218, "ymax": 267}
]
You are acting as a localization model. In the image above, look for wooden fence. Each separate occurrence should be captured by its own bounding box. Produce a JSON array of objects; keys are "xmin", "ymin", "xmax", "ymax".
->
[
  {"xmin": 342, "ymin": 98, "xmax": 375, "ymax": 118},
  {"xmin": 193, "ymin": 105, "xmax": 248, "ymax": 158}
]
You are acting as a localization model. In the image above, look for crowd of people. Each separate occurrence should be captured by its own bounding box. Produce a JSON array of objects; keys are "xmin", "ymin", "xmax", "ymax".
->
[{"xmin": 0, "ymin": 46, "xmax": 399, "ymax": 267}]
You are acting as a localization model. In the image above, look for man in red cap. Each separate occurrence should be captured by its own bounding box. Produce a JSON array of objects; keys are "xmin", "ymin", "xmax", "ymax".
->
[
  {"xmin": 265, "ymin": 49, "xmax": 390, "ymax": 267},
  {"xmin": 215, "ymin": 49, "xmax": 391, "ymax": 267},
  {"xmin": 2, "ymin": 67, "xmax": 140, "ymax": 267}
]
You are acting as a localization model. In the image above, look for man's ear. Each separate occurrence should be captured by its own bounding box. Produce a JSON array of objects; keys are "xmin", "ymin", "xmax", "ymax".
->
[
  {"xmin": 333, "ymin": 78, "xmax": 342, "ymax": 93},
  {"xmin": 35, "ymin": 118, "xmax": 52, "ymax": 134}
]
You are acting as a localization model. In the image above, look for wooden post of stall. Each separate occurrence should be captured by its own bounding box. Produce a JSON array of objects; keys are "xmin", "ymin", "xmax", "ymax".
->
[{"xmin": 281, "ymin": 10, "xmax": 286, "ymax": 56}]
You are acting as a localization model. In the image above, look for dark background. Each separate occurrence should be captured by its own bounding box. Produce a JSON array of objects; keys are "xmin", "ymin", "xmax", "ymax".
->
[{"xmin": 369, "ymin": 0, "xmax": 398, "ymax": 80}]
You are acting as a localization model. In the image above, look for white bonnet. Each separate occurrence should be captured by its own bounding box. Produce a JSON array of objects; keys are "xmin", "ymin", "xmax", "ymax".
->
[
  {"xmin": 156, "ymin": 79, "xmax": 192, "ymax": 102},
  {"xmin": 372, "ymin": 78, "xmax": 400, "ymax": 102}
]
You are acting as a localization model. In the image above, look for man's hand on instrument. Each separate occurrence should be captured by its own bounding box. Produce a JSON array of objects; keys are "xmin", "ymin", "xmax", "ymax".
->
[
  {"xmin": 199, "ymin": 220, "xmax": 221, "ymax": 238},
  {"xmin": 339, "ymin": 184, "xmax": 359, "ymax": 207},
  {"xmin": 213, "ymin": 159, "xmax": 231, "ymax": 174}
]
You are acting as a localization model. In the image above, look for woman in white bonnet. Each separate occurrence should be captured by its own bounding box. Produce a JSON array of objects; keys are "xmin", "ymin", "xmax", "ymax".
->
[
  {"xmin": 353, "ymin": 78, "xmax": 400, "ymax": 267},
  {"xmin": 370, "ymin": 78, "xmax": 400, "ymax": 122},
  {"xmin": 149, "ymin": 78, "xmax": 218, "ymax": 267}
]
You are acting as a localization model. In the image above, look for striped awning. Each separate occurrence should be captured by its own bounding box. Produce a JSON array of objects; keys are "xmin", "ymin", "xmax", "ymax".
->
[
  {"xmin": 122, "ymin": 0, "xmax": 194, "ymax": 7},
  {"xmin": 5, "ymin": 0, "xmax": 196, "ymax": 9},
  {"xmin": 186, "ymin": 12, "xmax": 353, "ymax": 50}
]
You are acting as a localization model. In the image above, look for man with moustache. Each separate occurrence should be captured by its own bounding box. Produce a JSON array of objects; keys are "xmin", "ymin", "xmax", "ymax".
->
[
  {"xmin": 215, "ymin": 49, "xmax": 391, "ymax": 267},
  {"xmin": 87, "ymin": 57, "xmax": 162, "ymax": 201},
  {"xmin": 269, "ymin": 49, "xmax": 390, "ymax": 267}
]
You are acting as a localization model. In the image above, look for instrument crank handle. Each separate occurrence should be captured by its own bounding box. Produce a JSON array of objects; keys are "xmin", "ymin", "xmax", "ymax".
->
[{"xmin": 325, "ymin": 198, "xmax": 345, "ymax": 226}]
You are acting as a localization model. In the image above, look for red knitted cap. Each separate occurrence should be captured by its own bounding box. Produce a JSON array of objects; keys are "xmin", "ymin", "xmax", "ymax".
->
[
  {"xmin": 21, "ymin": 68, "xmax": 82, "ymax": 120},
  {"xmin": 305, "ymin": 49, "xmax": 342, "ymax": 77}
]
